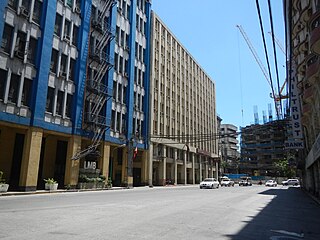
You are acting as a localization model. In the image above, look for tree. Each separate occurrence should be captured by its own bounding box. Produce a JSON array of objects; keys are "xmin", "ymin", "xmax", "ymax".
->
[{"xmin": 274, "ymin": 159, "xmax": 296, "ymax": 178}]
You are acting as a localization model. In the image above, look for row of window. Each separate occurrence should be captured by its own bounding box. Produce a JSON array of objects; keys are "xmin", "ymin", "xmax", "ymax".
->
[
  {"xmin": 1, "ymin": 24, "xmax": 38, "ymax": 65},
  {"xmin": 46, "ymin": 87, "xmax": 73, "ymax": 117},
  {"xmin": 54, "ymin": 13, "xmax": 79, "ymax": 46},
  {"xmin": 50, "ymin": 48, "xmax": 76, "ymax": 81},
  {"xmin": 0, "ymin": 69, "xmax": 32, "ymax": 107},
  {"xmin": 8, "ymin": 0, "xmax": 42, "ymax": 25}
]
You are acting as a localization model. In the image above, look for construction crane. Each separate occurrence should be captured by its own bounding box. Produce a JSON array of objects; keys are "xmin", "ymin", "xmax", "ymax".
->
[
  {"xmin": 236, "ymin": 25, "xmax": 288, "ymax": 116},
  {"xmin": 268, "ymin": 31, "xmax": 288, "ymax": 101},
  {"xmin": 268, "ymin": 31, "xmax": 286, "ymax": 56},
  {"xmin": 236, "ymin": 25, "xmax": 273, "ymax": 89}
]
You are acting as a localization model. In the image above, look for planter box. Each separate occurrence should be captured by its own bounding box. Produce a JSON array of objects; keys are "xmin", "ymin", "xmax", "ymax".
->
[
  {"xmin": 45, "ymin": 183, "xmax": 58, "ymax": 191},
  {"xmin": 0, "ymin": 184, "xmax": 9, "ymax": 193},
  {"xmin": 77, "ymin": 182, "xmax": 105, "ymax": 189}
]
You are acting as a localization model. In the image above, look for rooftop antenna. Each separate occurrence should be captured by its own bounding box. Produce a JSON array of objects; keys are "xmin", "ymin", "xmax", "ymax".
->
[
  {"xmin": 263, "ymin": 110, "xmax": 267, "ymax": 123},
  {"xmin": 268, "ymin": 103, "xmax": 273, "ymax": 121},
  {"xmin": 254, "ymin": 105, "xmax": 259, "ymax": 124}
]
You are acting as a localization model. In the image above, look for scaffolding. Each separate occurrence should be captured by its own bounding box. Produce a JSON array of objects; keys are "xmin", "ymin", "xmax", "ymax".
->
[{"xmin": 72, "ymin": 0, "xmax": 117, "ymax": 160}]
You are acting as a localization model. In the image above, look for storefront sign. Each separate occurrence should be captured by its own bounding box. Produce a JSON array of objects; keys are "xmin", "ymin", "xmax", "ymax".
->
[{"xmin": 84, "ymin": 161, "xmax": 96, "ymax": 169}]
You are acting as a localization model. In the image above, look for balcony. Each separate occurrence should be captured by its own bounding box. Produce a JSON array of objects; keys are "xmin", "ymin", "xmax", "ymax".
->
[
  {"xmin": 306, "ymin": 54, "xmax": 319, "ymax": 83},
  {"xmin": 310, "ymin": 11, "xmax": 320, "ymax": 54},
  {"xmin": 303, "ymin": 86, "xmax": 314, "ymax": 103}
]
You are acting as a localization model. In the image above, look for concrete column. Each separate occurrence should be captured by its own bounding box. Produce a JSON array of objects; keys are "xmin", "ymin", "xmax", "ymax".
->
[
  {"xmin": 99, "ymin": 142, "xmax": 110, "ymax": 182},
  {"xmin": 199, "ymin": 156, "xmax": 202, "ymax": 182},
  {"xmin": 192, "ymin": 154, "xmax": 195, "ymax": 184},
  {"xmin": 162, "ymin": 158, "xmax": 166, "ymax": 186},
  {"xmin": 19, "ymin": 127, "xmax": 43, "ymax": 191},
  {"xmin": 215, "ymin": 161, "xmax": 219, "ymax": 180},
  {"xmin": 148, "ymin": 144, "xmax": 153, "ymax": 186},
  {"xmin": 64, "ymin": 135, "xmax": 81, "ymax": 187},
  {"xmin": 174, "ymin": 149, "xmax": 178, "ymax": 185},
  {"xmin": 141, "ymin": 150, "xmax": 148, "ymax": 186},
  {"xmin": 183, "ymin": 151, "xmax": 187, "ymax": 184}
]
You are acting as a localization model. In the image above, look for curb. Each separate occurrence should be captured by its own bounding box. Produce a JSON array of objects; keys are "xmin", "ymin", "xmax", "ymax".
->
[{"xmin": 302, "ymin": 188, "xmax": 320, "ymax": 206}]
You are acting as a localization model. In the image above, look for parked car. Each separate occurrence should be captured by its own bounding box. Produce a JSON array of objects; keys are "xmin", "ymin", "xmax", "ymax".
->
[
  {"xmin": 239, "ymin": 177, "xmax": 252, "ymax": 186},
  {"xmin": 282, "ymin": 179, "xmax": 300, "ymax": 186},
  {"xmin": 220, "ymin": 177, "xmax": 235, "ymax": 187},
  {"xmin": 200, "ymin": 178, "xmax": 220, "ymax": 189},
  {"xmin": 265, "ymin": 180, "xmax": 277, "ymax": 187}
]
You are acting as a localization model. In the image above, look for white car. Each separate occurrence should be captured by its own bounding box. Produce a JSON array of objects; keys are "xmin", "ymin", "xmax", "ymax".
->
[
  {"xmin": 265, "ymin": 180, "xmax": 277, "ymax": 187},
  {"xmin": 200, "ymin": 178, "xmax": 220, "ymax": 189},
  {"xmin": 220, "ymin": 177, "xmax": 235, "ymax": 187},
  {"xmin": 282, "ymin": 179, "xmax": 300, "ymax": 186}
]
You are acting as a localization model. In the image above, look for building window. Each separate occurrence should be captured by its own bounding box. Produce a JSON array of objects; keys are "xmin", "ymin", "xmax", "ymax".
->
[
  {"xmin": 27, "ymin": 37, "xmax": 37, "ymax": 64},
  {"xmin": 1, "ymin": 24, "xmax": 14, "ymax": 54},
  {"xmin": 46, "ymin": 87, "xmax": 54, "ymax": 113},
  {"xmin": 32, "ymin": 0, "xmax": 42, "ymax": 24},
  {"xmin": 111, "ymin": 110, "xmax": 116, "ymax": 130},
  {"xmin": 72, "ymin": 25, "xmax": 78, "ymax": 46},
  {"xmin": 116, "ymin": 112, "xmax": 121, "ymax": 131},
  {"xmin": 60, "ymin": 54, "xmax": 67, "ymax": 76},
  {"xmin": 8, "ymin": 73, "xmax": 20, "ymax": 104},
  {"xmin": 69, "ymin": 58, "xmax": 75, "ymax": 81},
  {"xmin": 56, "ymin": 90, "xmax": 63, "ymax": 116},
  {"xmin": 54, "ymin": 14, "xmax": 63, "ymax": 36},
  {"xmin": 66, "ymin": 94, "xmax": 72, "ymax": 118},
  {"xmin": 66, "ymin": 0, "xmax": 73, "ymax": 8},
  {"xmin": 0, "ymin": 69, "xmax": 7, "ymax": 101},
  {"xmin": 14, "ymin": 31, "xmax": 27, "ymax": 60},
  {"xmin": 8, "ymin": 0, "xmax": 18, "ymax": 11},
  {"xmin": 50, "ymin": 49, "xmax": 59, "ymax": 73},
  {"xmin": 64, "ymin": 19, "xmax": 71, "ymax": 40},
  {"xmin": 21, "ymin": 78, "xmax": 32, "ymax": 106}
]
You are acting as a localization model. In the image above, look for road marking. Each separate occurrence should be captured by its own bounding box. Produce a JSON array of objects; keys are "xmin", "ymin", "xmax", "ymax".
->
[{"xmin": 270, "ymin": 230, "xmax": 304, "ymax": 238}]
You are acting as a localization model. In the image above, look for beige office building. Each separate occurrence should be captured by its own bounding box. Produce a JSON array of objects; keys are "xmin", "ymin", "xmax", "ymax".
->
[{"xmin": 148, "ymin": 12, "xmax": 219, "ymax": 186}]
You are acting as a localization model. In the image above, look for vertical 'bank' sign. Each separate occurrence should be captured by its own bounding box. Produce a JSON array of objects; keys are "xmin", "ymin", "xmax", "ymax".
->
[{"xmin": 290, "ymin": 67, "xmax": 303, "ymax": 139}]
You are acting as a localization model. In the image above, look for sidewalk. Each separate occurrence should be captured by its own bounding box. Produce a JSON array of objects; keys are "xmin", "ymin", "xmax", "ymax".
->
[
  {"xmin": 0, "ymin": 186, "xmax": 126, "ymax": 197},
  {"xmin": 0, "ymin": 184, "xmax": 197, "ymax": 197}
]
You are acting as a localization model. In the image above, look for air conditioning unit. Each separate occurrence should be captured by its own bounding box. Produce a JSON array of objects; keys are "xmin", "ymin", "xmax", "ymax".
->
[
  {"xmin": 124, "ymin": 72, "xmax": 129, "ymax": 78},
  {"xmin": 75, "ymin": 6, "xmax": 81, "ymax": 14},
  {"xmin": 63, "ymin": 35, "xmax": 70, "ymax": 43},
  {"xmin": 59, "ymin": 71, "xmax": 67, "ymax": 78},
  {"xmin": 14, "ymin": 50, "xmax": 24, "ymax": 59},
  {"xmin": 125, "ymin": 46, "xmax": 130, "ymax": 51},
  {"xmin": 20, "ymin": 7, "xmax": 29, "ymax": 18}
]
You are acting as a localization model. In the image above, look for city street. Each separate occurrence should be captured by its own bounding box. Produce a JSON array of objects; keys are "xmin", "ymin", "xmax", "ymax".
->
[{"xmin": 0, "ymin": 185, "xmax": 320, "ymax": 240}]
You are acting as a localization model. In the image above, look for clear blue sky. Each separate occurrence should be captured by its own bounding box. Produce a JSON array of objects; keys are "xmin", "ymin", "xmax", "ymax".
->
[{"xmin": 152, "ymin": 0, "xmax": 286, "ymax": 129}]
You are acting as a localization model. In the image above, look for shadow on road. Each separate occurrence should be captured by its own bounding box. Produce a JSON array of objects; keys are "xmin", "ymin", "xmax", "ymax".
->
[{"xmin": 224, "ymin": 187, "xmax": 320, "ymax": 240}]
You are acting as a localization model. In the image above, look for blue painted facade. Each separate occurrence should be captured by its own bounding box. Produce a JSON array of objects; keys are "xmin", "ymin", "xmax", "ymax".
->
[
  {"xmin": 0, "ymin": 0, "xmax": 152, "ymax": 149},
  {"xmin": 73, "ymin": 0, "xmax": 92, "ymax": 136}
]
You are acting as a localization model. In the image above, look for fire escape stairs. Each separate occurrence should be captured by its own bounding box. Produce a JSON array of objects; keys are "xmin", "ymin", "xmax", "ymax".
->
[{"xmin": 71, "ymin": 0, "xmax": 116, "ymax": 160}]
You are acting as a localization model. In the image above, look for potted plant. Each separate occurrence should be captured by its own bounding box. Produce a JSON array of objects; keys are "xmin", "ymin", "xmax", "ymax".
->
[
  {"xmin": 107, "ymin": 177, "xmax": 112, "ymax": 189},
  {"xmin": 44, "ymin": 178, "xmax": 58, "ymax": 191},
  {"xmin": 0, "ymin": 171, "xmax": 9, "ymax": 193}
]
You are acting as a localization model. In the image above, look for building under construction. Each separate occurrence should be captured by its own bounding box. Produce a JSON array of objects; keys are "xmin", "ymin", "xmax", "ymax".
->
[{"xmin": 240, "ymin": 119, "xmax": 288, "ymax": 177}]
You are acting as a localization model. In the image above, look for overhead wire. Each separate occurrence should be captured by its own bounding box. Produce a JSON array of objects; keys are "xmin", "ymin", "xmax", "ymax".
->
[
  {"xmin": 267, "ymin": 0, "xmax": 283, "ymax": 119},
  {"xmin": 255, "ymin": 0, "xmax": 279, "ymax": 120}
]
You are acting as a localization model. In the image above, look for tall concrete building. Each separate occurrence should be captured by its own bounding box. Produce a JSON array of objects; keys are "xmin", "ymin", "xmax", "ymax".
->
[
  {"xmin": 220, "ymin": 124, "xmax": 239, "ymax": 174},
  {"xmin": 284, "ymin": 0, "xmax": 320, "ymax": 199},
  {"xmin": 0, "ymin": 0, "xmax": 152, "ymax": 191},
  {"xmin": 148, "ymin": 12, "xmax": 219, "ymax": 186},
  {"xmin": 240, "ymin": 120, "xmax": 287, "ymax": 176}
]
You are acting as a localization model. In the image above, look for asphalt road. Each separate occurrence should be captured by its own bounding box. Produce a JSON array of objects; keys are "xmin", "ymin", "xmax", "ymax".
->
[{"xmin": 0, "ymin": 185, "xmax": 319, "ymax": 240}]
